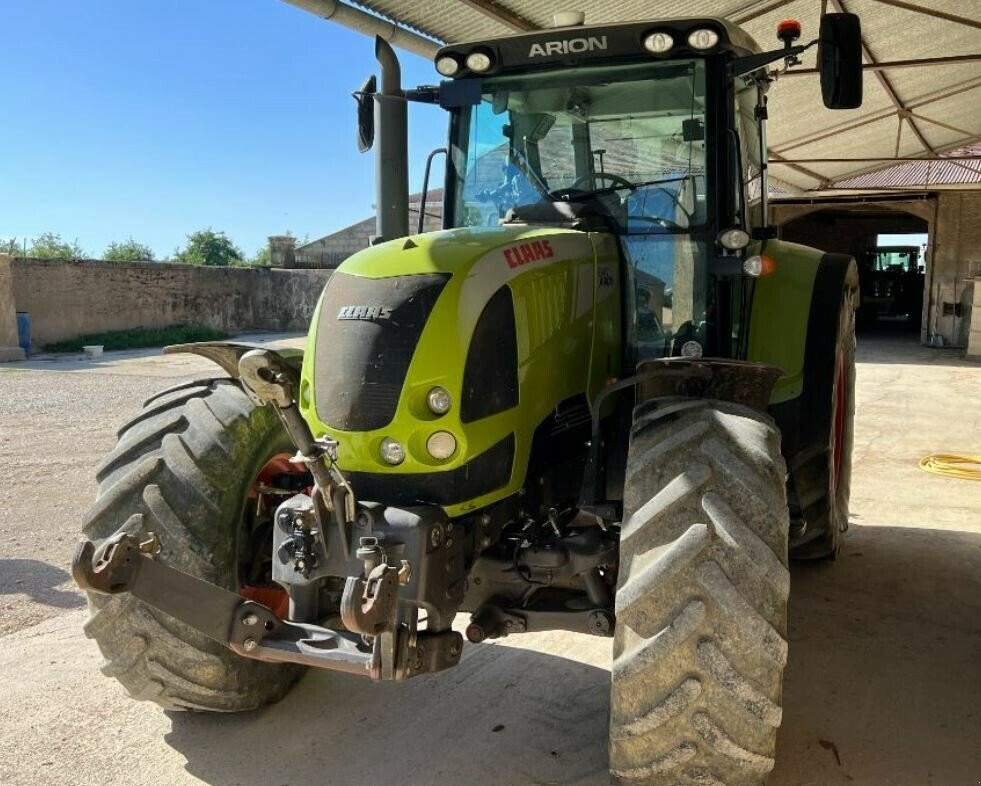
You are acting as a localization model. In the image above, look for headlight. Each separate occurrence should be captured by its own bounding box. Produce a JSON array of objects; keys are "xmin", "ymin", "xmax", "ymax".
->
[
  {"xmin": 743, "ymin": 254, "xmax": 776, "ymax": 277},
  {"xmin": 643, "ymin": 32, "xmax": 674, "ymax": 54},
  {"xmin": 380, "ymin": 437, "xmax": 405, "ymax": 465},
  {"xmin": 435, "ymin": 55, "xmax": 460, "ymax": 76},
  {"xmin": 427, "ymin": 386, "xmax": 452, "ymax": 415},
  {"xmin": 687, "ymin": 28, "xmax": 720, "ymax": 50},
  {"xmin": 465, "ymin": 51, "xmax": 493, "ymax": 72},
  {"xmin": 426, "ymin": 431, "xmax": 457, "ymax": 460},
  {"xmin": 719, "ymin": 227, "xmax": 751, "ymax": 250}
]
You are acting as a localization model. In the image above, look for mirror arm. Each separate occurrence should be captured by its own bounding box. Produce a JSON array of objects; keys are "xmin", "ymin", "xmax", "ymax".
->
[
  {"xmin": 406, "ymin": 86, "xmax": 441, "ymax": 104},
  {"xmin": 728, "ymin": 40, "xmax": 816, "ymax": 80}
]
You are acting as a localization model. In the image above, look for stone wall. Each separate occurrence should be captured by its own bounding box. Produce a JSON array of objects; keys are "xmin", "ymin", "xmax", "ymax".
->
[{"xmin": 8, "ymin": 258, "xmax": 331, "ymax": 349}]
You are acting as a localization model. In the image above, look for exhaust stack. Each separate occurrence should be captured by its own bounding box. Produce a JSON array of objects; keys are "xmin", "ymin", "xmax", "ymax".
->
[{"xmin": 374, "ymin": 36, "xmax": 409, "ymax": 243}]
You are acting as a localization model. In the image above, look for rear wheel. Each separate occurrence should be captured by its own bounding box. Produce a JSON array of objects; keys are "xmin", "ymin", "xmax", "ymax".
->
[
  {"xmin": 790, "ymin": 272, "xmax": 857, "ymax": 559},
  {"xmin": 610, "ymin": 400, "xmax": 790, "ymax": 785},
  {"xmin": 81, "ymin": 379, "xmax": 303, "ymax": 711}
]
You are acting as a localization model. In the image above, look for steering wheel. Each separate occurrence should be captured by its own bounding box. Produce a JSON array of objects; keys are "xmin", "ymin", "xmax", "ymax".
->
[
  {"xmin": 572, "ymin": 172, "xmax": 635, "ymax": 192},
  {"xmin": 548, "ymin": 172, "xmax": 635, "ymax": 202}
]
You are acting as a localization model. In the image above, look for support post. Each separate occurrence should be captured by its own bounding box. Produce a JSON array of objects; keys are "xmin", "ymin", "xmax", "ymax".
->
[{"xmin": 0, "ymin": 254, "xmax": 26, "ymax": 362}]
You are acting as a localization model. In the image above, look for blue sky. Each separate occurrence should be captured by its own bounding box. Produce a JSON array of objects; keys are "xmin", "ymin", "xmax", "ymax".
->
[{"xmin": 0, "ymin": 0, "xmax": 447, "ymax": 259}]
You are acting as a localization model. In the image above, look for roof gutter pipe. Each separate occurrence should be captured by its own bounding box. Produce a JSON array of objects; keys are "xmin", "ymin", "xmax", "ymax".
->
[{"xmin": 280, "ymin": 0, "xmax": 441, "ymax": 58}]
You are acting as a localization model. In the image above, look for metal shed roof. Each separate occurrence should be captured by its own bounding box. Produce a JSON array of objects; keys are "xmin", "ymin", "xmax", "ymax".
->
[{"xmin": 287, "ymin": 0, "xmax": 981, "ymax": 191}]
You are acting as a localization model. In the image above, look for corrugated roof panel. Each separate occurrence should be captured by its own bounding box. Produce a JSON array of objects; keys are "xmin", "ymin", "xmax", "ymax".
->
[
  {"xmin": 332, "ymin": 0, "xmax": 981, "ymax": 189},
  {"xmin": 832, "ymin": 144, "xmax": 981, "ymax": 188}
]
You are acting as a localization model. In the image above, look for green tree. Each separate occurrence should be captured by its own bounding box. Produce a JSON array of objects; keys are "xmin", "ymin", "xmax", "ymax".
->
[
  {"xmin": 103, "ymin": 238, "xmax": 156, "ymax": 262},
  {"xmin": 250, "ymin": 244, "xmax": 272, "ymax": 266},
  {"xmin": 174, "ymin": 229, "xmax": 244, "ymax": 267},
  {"xmin": 26, "ymin": 232, "xmax": 86, "ymax": 259}
]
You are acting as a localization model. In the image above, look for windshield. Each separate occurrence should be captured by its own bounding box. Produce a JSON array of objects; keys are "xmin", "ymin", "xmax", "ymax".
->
[
  {"xmin": 451, "ymin": 60, "xmax": 707, "ymax": 232},
  {"xmin": 449, "ymin": 59, "xmax": 710, "ymax": 361}
]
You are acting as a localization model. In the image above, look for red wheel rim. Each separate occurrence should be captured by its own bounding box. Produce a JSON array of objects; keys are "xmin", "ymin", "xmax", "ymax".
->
[{"xmin": 239, "ymin": 453, "xmax": 309, "ymax": 619}]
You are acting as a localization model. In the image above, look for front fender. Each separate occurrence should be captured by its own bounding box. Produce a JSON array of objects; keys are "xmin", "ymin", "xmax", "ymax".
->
[{"xmin": 164, "ymin": 341, "xmax": 304, "ymax": 380}]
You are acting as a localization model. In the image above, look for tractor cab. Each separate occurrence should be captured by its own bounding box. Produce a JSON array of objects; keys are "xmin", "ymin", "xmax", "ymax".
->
[{"xmin": 365, "ymin": 14, "xmax": 862, "ymax": 364}]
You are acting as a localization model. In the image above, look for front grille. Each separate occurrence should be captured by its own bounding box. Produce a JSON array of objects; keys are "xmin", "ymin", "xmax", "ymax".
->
[
  {"xmin": 313, "ymin": 272, "xmax": 450, "ymax": 431},
  {"xmin": 461, "ymin": 285, "xmax": 519, "ymax": 423}
]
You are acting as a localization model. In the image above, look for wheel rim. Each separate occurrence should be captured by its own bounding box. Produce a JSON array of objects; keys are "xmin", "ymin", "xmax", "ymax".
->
[
  {"xmin": 832, "ymin": 345, "xmax": 847, "ymax": 495},
  {"xmin": 239, "ymin": 452, "xmax": 309, "ymax": 618}
]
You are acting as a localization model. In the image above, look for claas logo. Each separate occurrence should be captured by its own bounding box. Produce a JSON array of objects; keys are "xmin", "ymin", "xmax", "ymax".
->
[
  {"xmin": 337, "ymin": 305, "xmax": 394, "ymax": 321},
  {"xmin": 504, "ymin": 240, "xmax": 554, "ymax": 269}
]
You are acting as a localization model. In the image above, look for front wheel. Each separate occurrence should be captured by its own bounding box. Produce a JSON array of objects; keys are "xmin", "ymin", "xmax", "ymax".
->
[
  {"xmin": 610, "ymin": 399, "xmax": 790, "ymax": 785},
  {"xmin": 80, "ymin": 379, "xmax": 303, "ymax": 711}
]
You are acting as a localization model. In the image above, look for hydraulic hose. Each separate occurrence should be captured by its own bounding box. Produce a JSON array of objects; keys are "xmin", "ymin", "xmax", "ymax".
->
[{"xmin": 918, "ymin": 453, "xmax": 981, "ymax": 481}]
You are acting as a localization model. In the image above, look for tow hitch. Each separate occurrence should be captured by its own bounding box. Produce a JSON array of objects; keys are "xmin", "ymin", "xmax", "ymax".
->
[{"xmin": 72, "ymin": 531, "xmax": 462, "ymax": 680}]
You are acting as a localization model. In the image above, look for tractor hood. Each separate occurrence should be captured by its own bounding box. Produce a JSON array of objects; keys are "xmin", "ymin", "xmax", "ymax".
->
[{"xmin": 298, "ymin": 224, "xmax": 622, "ymax": 517}]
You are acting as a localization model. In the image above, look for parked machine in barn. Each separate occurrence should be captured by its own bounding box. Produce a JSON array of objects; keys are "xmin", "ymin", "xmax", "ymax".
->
[
  {"xmin": 858, "ymin": 243, "xmax": 925, "ymax": 325},
  {"xmin": 74, "ymin": 12, "xmax": 863, "ymax": 784}
]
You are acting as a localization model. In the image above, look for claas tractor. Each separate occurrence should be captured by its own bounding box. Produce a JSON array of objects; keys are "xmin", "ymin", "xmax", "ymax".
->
[{"xmin": 74, "ymin": 11, "xmax": 863, "ymax": 785}]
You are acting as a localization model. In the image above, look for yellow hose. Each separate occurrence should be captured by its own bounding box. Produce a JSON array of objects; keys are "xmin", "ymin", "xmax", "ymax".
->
[{"xmin": 918, "ymin": 454, "xmax": 981, "ymax": 481}]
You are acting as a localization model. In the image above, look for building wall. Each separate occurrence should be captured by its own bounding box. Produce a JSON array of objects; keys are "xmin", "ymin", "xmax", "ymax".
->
[
  {"xmin": 9, "ymin": 258, "xmax": 331, "ymax": 348},
  {"xmin": 931, "ymin": 192, "xmax": 981, "ymax": 349},
  {"xmin": 294, "ymin": 204, "xmax": 443, "ymax": 269},
  {"xmin": 771, "ymin": 191, "xmax": 981, "ymax": 348}
]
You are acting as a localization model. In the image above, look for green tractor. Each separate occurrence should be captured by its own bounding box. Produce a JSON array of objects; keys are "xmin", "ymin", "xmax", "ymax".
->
[{"xmin": 74, "ymin": 12, "xmax": 863, "ymax": 785}]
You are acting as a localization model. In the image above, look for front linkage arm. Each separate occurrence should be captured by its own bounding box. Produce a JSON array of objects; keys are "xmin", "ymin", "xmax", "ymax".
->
[
  {"xmin": 72, "ymin": 526, "xmax": 462, "ymax": 680},
  {"xmin": 72, "ymin": 532, "xmax": 375, "ymax": 676}
]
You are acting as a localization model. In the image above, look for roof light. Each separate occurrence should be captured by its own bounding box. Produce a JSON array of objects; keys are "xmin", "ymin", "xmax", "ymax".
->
[
  {"xmin": 777, "ymin": 19, "xmax": 802, "ymax": 44},
  {"xmin": 435, "ymin": 55, "xmax": 460, "ymax": 76},
  {"xmin": 643, "ymin": 32, "xmax": 674, "ymax": 54},
  {"xmin": 465, "ymin": 51, "xmax": 493, "ymax": 72},
  {"xmin": 719, "ymin": 227, "xmax": 751, "ymax": 250},
  {"xmin": 426, "ymin": 431, "xmax": 457, "ymax": 460},
  {"xmin": 744, "ymin": 254, "xmax": 777, "ymax": 277},
  {"xmin": 687, "ymin": 28, "xmax": 720, "ymax": 50},
  {"xmin": 380, "ymin": 437, "xmax": 405, "ymax": 465}
]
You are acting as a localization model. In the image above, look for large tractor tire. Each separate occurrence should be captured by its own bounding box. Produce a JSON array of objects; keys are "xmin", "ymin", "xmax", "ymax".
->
[
  {"xmin": 790, "ymin": 266, "xmax": 858, "ymax": 560},
  {"xmin": 610, "ymin": 400, "xmax": 790, "ymax": 786},
  {"xmin": 80, "ymin": 378, "xmax": 303, "ymax": 711}
]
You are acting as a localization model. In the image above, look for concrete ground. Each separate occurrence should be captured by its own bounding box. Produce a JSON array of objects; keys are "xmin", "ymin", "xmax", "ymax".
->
[{"xmin": 1, "ymin": 333, "xmax": 979, "ymax": 786}]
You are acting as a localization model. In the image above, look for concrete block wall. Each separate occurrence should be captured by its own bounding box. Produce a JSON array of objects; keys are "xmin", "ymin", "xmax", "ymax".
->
[
  {"xmin": 9, "ymin": 258, "xmax": 331, "ymax": 350},
  {"xmin": 968, "ymin": 277, "xmax": 981, "ymax": 361}
]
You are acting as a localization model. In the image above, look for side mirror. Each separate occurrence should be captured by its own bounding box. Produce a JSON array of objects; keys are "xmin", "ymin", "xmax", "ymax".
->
[
  {"xmin": 819, "ymin": 13, "xmax": 863, "ymax": 109},
  {"xmin": 355, "ymin": 74, "xmax": 377, "ymax": 153}
]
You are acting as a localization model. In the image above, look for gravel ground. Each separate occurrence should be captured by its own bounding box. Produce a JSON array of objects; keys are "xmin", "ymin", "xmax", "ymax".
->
[
  {"xmin": 0, "ymin": 368, "xmax": 184, "ymax": 634},
  {"xmin": 0, "ymin": 335, "xmax": 302, "ymax": 635},
  {"xmin": 0, "ymin": 333, "xmax": 979, "ymax": 786}
]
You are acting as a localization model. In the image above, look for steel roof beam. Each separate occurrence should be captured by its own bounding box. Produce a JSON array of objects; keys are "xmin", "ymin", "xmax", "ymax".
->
[
  {"xmin": 456, "ymin": 0, "xmax": 537, "ymax": 32},
  {"xmin": 781, "ymin": 53, "xmax": 981, "ymax": 76},
  {"xmin": 770, "ymin": 155, "xmax": 981, "ymax": 162},
  {"xmin": 830, "ymin": 0, "xmax": 936, "ymax": 155},
  {"xmin": 769, "ymin": 151, "xmax": 832, "ymax": 186},
  {"xmin": 772, "ymin": 77, "xmax": 981, "ymax": 154},
  {"xmin": 731, "ymin": 0, "xmax": 798, "ymax": 24},
  {"xmin": 866, "ymin": 0, "xmax": 981, "ymax": 30}
]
